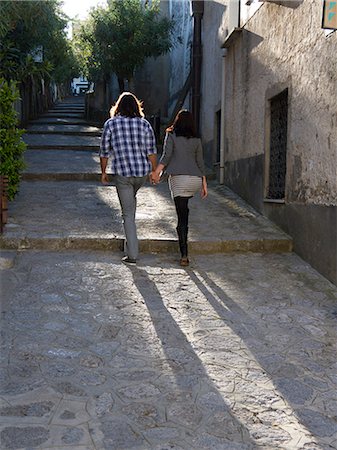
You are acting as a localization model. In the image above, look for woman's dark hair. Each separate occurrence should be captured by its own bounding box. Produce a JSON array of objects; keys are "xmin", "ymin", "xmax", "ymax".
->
[
  {"xmin": 110, "ymin": 92, "xmax": 144, "ymax": 118},
  {"xmin": 166, "ymin": 109, "xmax": 197, "ymax": 138}
]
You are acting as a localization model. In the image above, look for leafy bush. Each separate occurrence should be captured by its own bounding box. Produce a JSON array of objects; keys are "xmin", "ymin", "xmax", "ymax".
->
[
  {"xmin": 0, "ymin": 78, "xmax": 26, "ymax": 200},
  {"xmin": 76, "ymin": 0, "xmax": 173, "ymax": 91},
  {"xmin": 0, "ymin": 0, "xmax": 79, "ymax": 84}
]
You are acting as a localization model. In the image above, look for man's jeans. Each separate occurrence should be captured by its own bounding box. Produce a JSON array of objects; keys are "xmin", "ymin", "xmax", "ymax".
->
[{"xmin": 114, "ymin": 174, "xmax": 147, "ymax": 260}]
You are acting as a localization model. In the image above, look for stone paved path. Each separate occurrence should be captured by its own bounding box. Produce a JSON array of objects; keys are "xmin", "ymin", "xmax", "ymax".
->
[
  {"xmin": 1, "ymin": 97, "xmax": 337, "ymax": 449},
  {"xmin": 1, "ymin": 251, "xmax": 337, "ymax": 449}
]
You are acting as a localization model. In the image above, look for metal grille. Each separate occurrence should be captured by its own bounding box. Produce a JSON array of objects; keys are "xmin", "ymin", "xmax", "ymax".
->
[{"xmin": 267, "ymin": 89, "xmax": 288, "ymax": 200}]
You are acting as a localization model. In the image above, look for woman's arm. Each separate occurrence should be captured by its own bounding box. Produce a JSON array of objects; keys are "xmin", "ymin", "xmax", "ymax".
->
[
  {"xmin": 159, "ymin": 133, "xmax": 174, "ymax": 166},
  {"xmin": 195, "ymin": 139, "xmax": 206, "ymax": 174},
  {"xmin": 151, "ymin": 133, "xmax": 173, "ymax": 183},
  {"xmin": 201, "ymin": 176, "xmax": 208, "ymax": 199},
  {"xmin": 195, "ymin": 139, "xmax": 207, "ymax": 198}
]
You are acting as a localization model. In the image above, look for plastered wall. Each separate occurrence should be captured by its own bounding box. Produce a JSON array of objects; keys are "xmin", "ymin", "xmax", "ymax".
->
[
  {"xmin": 200, "ymin": 0, "xmax": 226, "ymax": 144},
  {"xmin": 167, "ymin": 0, "xmax": 193, "ymax": 118},
  {"xmin": 224, "ymin": 0, "xmax": 337, "ymax": 206}
]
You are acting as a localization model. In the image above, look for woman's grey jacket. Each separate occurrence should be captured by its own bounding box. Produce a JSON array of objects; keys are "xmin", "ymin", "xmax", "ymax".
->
[{"xmin": 159, "ymin": 132, "xmax": 205, "ymax": 177}]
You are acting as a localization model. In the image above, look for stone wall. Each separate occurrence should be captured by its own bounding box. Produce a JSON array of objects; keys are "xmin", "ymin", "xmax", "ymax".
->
[
  {"xmin": 220, "ymin": 0, "xmax": 337, "ymax": 284},
  {"xmin": 199, "ymin": 0, "xmax": 227, "ymax": 168},
  {"xmin": 225, "ymin": 0, "xmax": 337, "ymax": 206},
  {"xmin": 134, "ymin": 0, "xmax": 192, "ymax": 136},
  {"xmin": 134, "ymin": 1, "xmax": 170, "ymax": 119},
  {"xmin": 167, "ymin": 0, "xmax": 193, "ymax": 118}
]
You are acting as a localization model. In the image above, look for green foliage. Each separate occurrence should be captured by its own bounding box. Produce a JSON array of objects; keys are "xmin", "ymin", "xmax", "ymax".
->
[
  {"xmin": 76, "ymin": 0, "xmax": 173, "ymax": 84},
  {"xmin": 0, "ymin": 78, "xmax": 26, "ymax": 200},
  {"xmin": 0, "ymin": 0, "xmax": 79, "ymax": 84}
]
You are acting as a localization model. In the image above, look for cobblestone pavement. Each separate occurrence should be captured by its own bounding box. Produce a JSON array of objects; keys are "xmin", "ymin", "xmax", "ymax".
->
[
  {"xmin": 1, "ymin": 251, "xmax": 337, "ymax": 449},
  {"xmin": 1, "ymin": 97, "xmax": 337, "ymax": 449}
]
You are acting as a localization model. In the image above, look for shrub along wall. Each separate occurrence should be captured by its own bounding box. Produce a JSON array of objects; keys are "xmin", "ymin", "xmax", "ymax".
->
[{"xmin": 0, "ymin": 78, "xmax": 27, "ymax": 201}]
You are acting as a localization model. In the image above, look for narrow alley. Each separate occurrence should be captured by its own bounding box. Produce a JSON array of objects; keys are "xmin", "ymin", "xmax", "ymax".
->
[{"xmin": 0, "ymin": 99, "xmax": 337, "ymax": 449}]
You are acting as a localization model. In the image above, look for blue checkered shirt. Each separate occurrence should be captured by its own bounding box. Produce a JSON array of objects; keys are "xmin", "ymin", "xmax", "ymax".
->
[{"xmin": 99, "ymin": 116, "xmax": 157, "ymax": 177}]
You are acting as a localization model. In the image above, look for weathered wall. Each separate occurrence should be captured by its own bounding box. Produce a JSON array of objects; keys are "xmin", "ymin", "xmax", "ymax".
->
[
  {"xmin": 17, "ymin": 79, "xmax": 60, "ymax": 127},
  {"xmin": 167, "ymin": 0, "xmax": 193, "ymax": 118},
  {"xmin": 267, "ymin": 203, "xmax": 336, "ymax": 285},
  {"xmin": 134, "ymin": 53, "xmax": 170, "ymax": 118},
  {"xmin": 199, "ymin": 0, "xmax": 226, "ymax": 168},
  {"xmin": 221, "ymin": 0, "xmax": 337, "ymax": 284},
  {"xmin": 134, "ymin": 0, "xmax": 192, "ymax": 127},
  {"xmin": 134, "ymin": 1, "xmax": 170, "ymax": 118},
  {"xmin": 225, "ymin": 0, "xmax": 337, "ymax": 206}
]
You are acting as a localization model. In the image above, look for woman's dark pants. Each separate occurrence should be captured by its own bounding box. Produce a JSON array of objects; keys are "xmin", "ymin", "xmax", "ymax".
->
[{"xmin": 174, "ymin": 196, "xmax": 191, "ymax": 258}]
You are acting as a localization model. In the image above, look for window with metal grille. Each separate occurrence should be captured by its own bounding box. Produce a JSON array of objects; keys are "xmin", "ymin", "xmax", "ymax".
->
[{"xmin": 267, "ymin": 89, "xmax": 288, "ymax": 200}]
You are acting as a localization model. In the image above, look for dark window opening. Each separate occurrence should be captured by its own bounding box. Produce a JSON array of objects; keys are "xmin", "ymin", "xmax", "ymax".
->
[{"xmin": 267, "ymin": 89, "xmax": 288, "ymax": 200}]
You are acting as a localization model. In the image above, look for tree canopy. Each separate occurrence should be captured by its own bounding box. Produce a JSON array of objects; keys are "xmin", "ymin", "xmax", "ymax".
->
[
  {"xmin": 76, "ymin": 0, "xmax": 173, "ymax": 90},
  {"xmin": 0, "ymin": 0, "xmax": 79, "ymax": 83}
]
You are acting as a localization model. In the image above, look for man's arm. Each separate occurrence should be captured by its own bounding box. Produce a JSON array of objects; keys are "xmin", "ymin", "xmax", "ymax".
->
[
  {"xmin": 148, "ymin": 153, "xmax": 157, "ymax": 184},
  {"xmin": 148, "ymin": 153, "xmax": 157, "ymax": 171},
  {"xmin": 99, "ymin": 121, "xmax": 111, "ymax": 185}
]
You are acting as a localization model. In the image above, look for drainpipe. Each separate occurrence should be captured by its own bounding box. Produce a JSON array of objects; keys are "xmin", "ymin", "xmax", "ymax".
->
[
  {"xmin": 219, "ymin": 48, "xmax": 227, "ymax": 185},
  {"xmin": 191, "ymin": 0, "xmax": 204, "ymax": 134}
]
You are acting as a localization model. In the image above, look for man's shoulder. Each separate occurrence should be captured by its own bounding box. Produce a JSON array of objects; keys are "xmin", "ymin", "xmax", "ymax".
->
[
  {"xmin": 104, "ymin": 116, "xmax": 125, "ymax": 129},
  {"xmin": 105, "ymin": 116, "xmax": 152, "ymax": 130},
  {"xmin": 104, "ymin": 117, "xmax": 116, "ymax": 126}
]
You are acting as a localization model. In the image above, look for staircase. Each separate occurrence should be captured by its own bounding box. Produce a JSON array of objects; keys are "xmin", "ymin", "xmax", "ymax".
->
[{"xmin": 0, "ymin": 97, "xmax": 293, "ymax": 254}]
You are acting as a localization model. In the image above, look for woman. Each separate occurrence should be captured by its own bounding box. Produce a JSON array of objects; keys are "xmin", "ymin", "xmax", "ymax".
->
[
  {"xmin": 152, "ymin": 110, "xmax": 207, "ymax": 266},
  {"xmin": 100, "ymin": 92, "xmax": 157, "ymax": 264}
]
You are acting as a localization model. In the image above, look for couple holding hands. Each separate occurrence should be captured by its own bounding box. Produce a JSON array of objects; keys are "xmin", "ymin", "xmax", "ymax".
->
[{"xmin": 100, "ymin": 92, "xmax": 207, "ymax": 267}]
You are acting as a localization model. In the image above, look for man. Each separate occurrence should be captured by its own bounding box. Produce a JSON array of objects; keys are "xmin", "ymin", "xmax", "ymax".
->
[{"xmin": 99, "ymin": 92, "xmax": 157, "ymax": 264}]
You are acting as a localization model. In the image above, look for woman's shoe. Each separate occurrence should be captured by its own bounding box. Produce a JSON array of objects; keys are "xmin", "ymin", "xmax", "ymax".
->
[{"xmin": 180, "ymin": 257, "xmax": 189, "ymax": 267}]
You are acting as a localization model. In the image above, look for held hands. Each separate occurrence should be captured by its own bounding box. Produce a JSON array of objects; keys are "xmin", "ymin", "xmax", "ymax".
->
[
  {"xmin": 150, "ymin": 170, "xmax": 161, "ymax": 185},
  {"xmin": 150, "ymin": 163, "xmax": 164, "ymax": 185}
]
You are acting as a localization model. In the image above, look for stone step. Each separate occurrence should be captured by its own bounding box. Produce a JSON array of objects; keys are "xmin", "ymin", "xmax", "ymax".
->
[
  {"xmin": 22, "ymin": 173, "xmax": 102, "ymax": 181},
  {"xmin": 21, "ymin": 173, "xmax": 215, "ymax": 182},
  {"xmin": 0, "ymin": 235, "xmax": 292, "ymax": 253},
  {"xmin": 53, "ymin": 104, "xmax": 84, "ymax": 108},
  {"xmin": 26, "ymin": 145, "xmax": 99, "ymax": 151},
  {"xmin": 1, "ymin": 181, "xmax": 293, "ymax": 254},
  {"xmin": 48, "ymin": 105, "xmax": 85, "ymax": 112},
  {"xmin": 38, "ymin": 113, "xmax": 85, "ymax": 118},
  {"xmin": 51, "ymin": 104, "xmax": 85, "ymax": 107},
  {"xmin": 29, "ymin": 118, "xmax": 89, "ymax": 125},
  {"xmin": 26, "ymin": 129, "xmax": 101, "ymax": 136},
  {"xmin": 48, "ymin": 109, "xmax": 85, "ymax": 115},
  {"xmin": 23, "ymin": 150, "xmax": 101, "ymax": 174},
  {"xmin": 23, "ymin": 134, "xmax": 100, "ymax": 150},
  {"xmin": 21, "ymin": 150, "xmax": 213, "ymax": 180}
]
